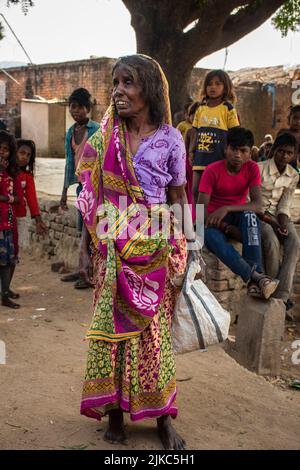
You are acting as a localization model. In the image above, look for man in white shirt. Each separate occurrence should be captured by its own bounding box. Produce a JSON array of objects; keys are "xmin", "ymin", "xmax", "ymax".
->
[{"xmin": 258, "ymin": 133, "xmax": 300, "ymax": 314}]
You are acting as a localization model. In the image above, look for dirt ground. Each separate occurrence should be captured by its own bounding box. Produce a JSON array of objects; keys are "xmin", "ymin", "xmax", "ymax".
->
[{"xmin": 0, "ymin": 251, "xmax": 300, "ymax": 450}]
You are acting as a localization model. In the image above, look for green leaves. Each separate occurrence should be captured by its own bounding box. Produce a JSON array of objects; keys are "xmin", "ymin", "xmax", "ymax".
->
[
  {"xmin": 6, "ymin": 1, "xmax": 34, "ymax": 15},
  {"xmin": 272, "ymin": 0, "xmax": 300, "ymax": 36},
  {"xmin": 1, "ymin": 1, "xmax": 34, "ymax": 42}
]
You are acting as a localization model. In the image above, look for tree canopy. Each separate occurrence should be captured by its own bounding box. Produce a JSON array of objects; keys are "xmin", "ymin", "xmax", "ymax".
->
[
  {"xmin": 0, "ymin": 1, "xmax": 33, "ymax": 40},
  {"xmin": 1, "ymin": 1, "xmax": 300, "ymax": 113},
  {"xmin": 121, "ymin": 0, "xmax": 300, "ymax": 112}
]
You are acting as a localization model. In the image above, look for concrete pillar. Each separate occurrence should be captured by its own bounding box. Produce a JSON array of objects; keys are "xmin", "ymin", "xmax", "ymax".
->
[{"xmin": 235, "ymin": 296, "xmax": 285, "ymax": 376}]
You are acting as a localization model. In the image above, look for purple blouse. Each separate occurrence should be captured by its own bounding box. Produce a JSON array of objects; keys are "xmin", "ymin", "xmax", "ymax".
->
[{"xmin": 132, "ymin": 124, "xmax": 186, "ymax": 204}]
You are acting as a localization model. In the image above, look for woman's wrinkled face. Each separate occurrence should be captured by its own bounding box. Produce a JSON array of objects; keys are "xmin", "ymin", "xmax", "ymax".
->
[
  {"xmin": 112, "ymin": 65, "xmax": 148, "ymax": 118},
  {"xmin": 17, "ymin": 144, "xmax": 32, "ymax": 167}
]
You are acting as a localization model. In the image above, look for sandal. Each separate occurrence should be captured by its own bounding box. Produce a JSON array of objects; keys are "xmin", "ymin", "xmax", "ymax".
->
[
  {"xmin": 257, "ymin": 276, "xmax": 280, "ymax": 300},
  {"xmin": 247, "ymin": 281, "xmax": 261, "ymax": 298}
]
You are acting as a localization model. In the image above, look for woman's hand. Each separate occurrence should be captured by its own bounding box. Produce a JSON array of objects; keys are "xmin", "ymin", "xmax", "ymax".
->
[
  {"xmin": 187, "ymin": 238, "xmax": 202, "ymax": 260},
  {"xmin": 187, "ymin": 245, "xmax": 206, "ymax": 279}
]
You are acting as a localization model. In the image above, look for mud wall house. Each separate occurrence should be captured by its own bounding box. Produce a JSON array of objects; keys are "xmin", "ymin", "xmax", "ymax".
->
[
  {"xmin": 190, "ymin": 65, "xmax": 300, "ymax": 145},
  {"xmin": 0, "ymin": 58, "xmax": 299, "ymax": 155},
  {"xmin": 0, "ymin": 57, "xmax": 116, "ymax": 156}
]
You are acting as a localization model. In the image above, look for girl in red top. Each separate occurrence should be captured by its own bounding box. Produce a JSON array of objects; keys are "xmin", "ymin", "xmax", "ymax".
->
[
  {"xmin": 10, "ymin": 139, "xmax": 48, "ymax": 299},
  {"xmin": 15, "ymin": 139, "xmax": 47, "ymax": 234},
  {"xmin": 0, "ymin": 131, "xmax": 23, "ymax": 309}
]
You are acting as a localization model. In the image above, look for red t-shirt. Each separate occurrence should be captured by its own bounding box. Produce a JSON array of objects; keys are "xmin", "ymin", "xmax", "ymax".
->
[
  {"xmin": 15, "ymin": 171, "xmax": 40, "ymax": 218},
  {"xmin": 199, "ymin": 159, "xmax": 261, "ymax": 213}
]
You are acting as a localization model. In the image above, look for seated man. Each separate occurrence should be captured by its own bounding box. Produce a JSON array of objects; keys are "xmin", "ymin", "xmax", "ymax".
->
[
  {"xmin": 198, "ymin": 127, "xmax": 278, "ymax": 299},
  {"xmin": 258, "ymin": 132, "xmax": 300, "ymax": 314}
]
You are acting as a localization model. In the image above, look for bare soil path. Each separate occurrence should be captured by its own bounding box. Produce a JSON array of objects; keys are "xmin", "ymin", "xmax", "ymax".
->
[{"xmin": 0, "ymin": 252, "xmax": 300, "ymax": 450}]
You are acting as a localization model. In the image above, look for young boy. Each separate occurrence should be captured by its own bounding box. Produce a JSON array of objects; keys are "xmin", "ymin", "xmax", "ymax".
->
[
  {"xmin": 198, "ymin": 127, "xmax": 278, "ymax": 299},
  {"xmin": 258, "ymin": 133, "xmax": 300, "ymax": 313},
  {"xmin": 60, "ymin": 88, "xmax": 99, "ymax": 215},
  {"xmin": 277, "ymin": 105, "xmax": 300, "ymax": 170},
  {"xmin": 60, "ymin": 88, "xmax": 99, "ymax": 288}
]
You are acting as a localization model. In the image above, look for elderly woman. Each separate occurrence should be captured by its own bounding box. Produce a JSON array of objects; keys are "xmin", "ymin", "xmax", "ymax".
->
[{"xmin": 76, "ymin": 55, "xmax": 198, "ymax": 450}]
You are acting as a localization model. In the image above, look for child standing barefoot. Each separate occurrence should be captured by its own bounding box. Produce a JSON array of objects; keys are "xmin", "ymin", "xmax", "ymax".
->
[
  {"xmin": 190, "ymin": 69, "xmax": 240, "ymax": 205},
  {"xmin": 59, "ymin": 88, "xmax": 99, "ymax": 288},
  {"xmin": 6, "ymin": 138, "xmax": 49, "ymax": 297},
  {"xmin": 15, "ymin": 139, "xmax": 47, "ymax": 235},
  {"xmin": 0, "ymin": 131, "xmax": 23, "ymax": 308}
]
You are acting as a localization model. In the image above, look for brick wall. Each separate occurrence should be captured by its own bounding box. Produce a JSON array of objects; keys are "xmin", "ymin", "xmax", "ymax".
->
[
  {"xmin": 0, "ymin": 57, "xmax": 116, "ymax": 134},
  {"xmin": 0, "ymin": 58, "xmax": 298, "ymax": 144},
  {"xmin": 20, "ymin": 200, "xmax": 81, "ymax": 271}
]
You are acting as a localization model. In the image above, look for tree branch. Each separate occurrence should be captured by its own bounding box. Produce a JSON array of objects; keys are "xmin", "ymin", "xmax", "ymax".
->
[
  {"xmin": 181, "ymin": 0, "xmax": 285, "ymax": 66},
  {"xmin": 122, "ymin": 0, "xmax": 249, "ymax": 35},
  {"xmin": 220, "ymin": 0, "xmax": 286, "ymax": 52},
  {"xmin": 122, "ymin": 0, "xmax": 195, "ymax": 29}
]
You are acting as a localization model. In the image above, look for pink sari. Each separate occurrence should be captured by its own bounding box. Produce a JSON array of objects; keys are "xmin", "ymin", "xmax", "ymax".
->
[{"xmin": 76, "ymin": 104, "xmax": 186, "ymax": 421}]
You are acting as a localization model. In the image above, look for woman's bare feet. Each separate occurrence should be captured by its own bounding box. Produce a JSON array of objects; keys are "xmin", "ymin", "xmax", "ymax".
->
[
  {"xmin": 104, "ymin": 409, "xmax": 128, "ymax": 445},
  {"xmin": 157, "ymin": 415, "xmax": 186, "ymax": 450}
]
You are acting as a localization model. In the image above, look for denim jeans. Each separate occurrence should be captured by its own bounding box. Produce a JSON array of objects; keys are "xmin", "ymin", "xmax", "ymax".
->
[{"xmin": 204, "ymin": 211, "xmax": 263, "ymax": 282}]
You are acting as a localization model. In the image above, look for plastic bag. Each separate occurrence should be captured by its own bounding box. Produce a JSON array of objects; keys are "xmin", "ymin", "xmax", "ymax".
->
[{"xmin": 172, "ymin": 255, "xmax": 231, "ymax": 354}]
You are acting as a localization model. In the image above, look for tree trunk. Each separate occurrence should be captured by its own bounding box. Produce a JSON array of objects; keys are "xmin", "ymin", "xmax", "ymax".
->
[
  {"xmin": 135, "ymin": 33, "xmax": 197, "ymax": 118},
  {"xmin": 167, "ymin": 66, "xmax": 193, "ymax": 120},
  {"xmin": 156, "ymin": 55, "xmax": 194, "ymax": 120}
]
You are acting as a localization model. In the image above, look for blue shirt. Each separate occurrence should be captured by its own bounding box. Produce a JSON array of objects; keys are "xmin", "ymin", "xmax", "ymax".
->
[{"xmin": 63, "ymin": 119, "xmax": 100, "ymax": 189}]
